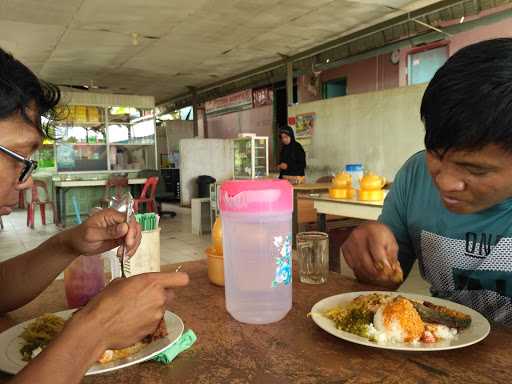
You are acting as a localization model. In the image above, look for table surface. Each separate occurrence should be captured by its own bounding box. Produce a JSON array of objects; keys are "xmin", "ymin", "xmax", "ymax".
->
[
  {"xmin": 300, "ymin": 193, "xmax": 384, "ymax": 208},
  {"xmin": 303, "ymin": 192, "xmax": 385, "ymax": 207},
  {"xmin": 292, "ymin": 182, "xmax": 332, "ymax": 191},
  {"xmin": 0, "ymin": 261, "xmax": 509, "ymax": 384},
  {"xmin": 54, "ymin": 178, "xmax": 147, "ymax": 187}
]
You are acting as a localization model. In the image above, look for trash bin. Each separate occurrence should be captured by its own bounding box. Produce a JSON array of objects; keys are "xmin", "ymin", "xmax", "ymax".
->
[{"xmin": 197, "ymin": 175, "xmax": 216, "ymax": 198}]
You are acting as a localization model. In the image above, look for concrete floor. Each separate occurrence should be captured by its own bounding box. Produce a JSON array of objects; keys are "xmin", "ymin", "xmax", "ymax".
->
[{"xmin": 0, "ymin": 209, "xmax": 430, "ymax": 295}]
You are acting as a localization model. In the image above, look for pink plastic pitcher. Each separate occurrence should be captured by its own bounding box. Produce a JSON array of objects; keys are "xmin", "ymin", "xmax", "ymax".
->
[{"xmin": 219, "ymin": 179, "xmax": 293, "ymax": 324}]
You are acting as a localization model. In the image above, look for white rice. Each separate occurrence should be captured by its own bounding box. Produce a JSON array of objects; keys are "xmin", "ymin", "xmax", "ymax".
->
[
  {"xmin": 429, "ymin": 324, "xmax": 458, "ymax": 340},
  {"xmin": 368, "ymin": 306, "xmax": 407, "ymax": 344}
]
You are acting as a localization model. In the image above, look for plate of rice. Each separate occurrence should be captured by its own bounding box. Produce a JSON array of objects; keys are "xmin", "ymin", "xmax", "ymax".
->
[
  {"xmin": 0, "ymin": 309, "xmax": 184, "ymax": 375},
  {"xmin": 310, "ymin": 291, "xmax": 490, "ymax": 351}
]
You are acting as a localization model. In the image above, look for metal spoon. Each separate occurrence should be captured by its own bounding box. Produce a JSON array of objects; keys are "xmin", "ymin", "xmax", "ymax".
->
[{"xmin": 110, "ymin": 193, "xmax": 133, "ymax": 278}]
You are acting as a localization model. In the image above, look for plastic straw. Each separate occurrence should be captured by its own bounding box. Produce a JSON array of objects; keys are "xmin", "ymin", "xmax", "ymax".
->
[{"xmin": 71, "ymin": 194, "xmax": 82, "ymax": 225}]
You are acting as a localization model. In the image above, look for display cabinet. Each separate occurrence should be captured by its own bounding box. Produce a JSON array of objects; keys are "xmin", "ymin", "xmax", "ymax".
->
[
  {"xmin": 233, "ymin": 134, "xmax": 269, "ymax": 179},
  {"xmin": 36, "ymin": 104, "xmax": 157, "ymax": 173}
]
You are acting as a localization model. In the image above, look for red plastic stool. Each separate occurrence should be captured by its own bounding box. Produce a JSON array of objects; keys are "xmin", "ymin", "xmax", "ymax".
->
[
  {"xmin": 18, "ymin": 190, "xmax": 26, "ymax": 209},
  {"xmin": 27, "ymin": 180, "xmax": 57, "ymax": 229},
  {"xmin": 133, "ymin": 177, "xmax": 159, "ymax": 214}
]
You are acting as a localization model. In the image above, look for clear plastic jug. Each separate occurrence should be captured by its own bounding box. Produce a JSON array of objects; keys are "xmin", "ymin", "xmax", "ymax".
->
[{"xmin": 219, "ymin": 180, "xmax": 293, "ymax": 324}]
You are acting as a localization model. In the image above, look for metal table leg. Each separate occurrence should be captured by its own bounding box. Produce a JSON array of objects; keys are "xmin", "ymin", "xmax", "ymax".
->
[{"xmin": 318, "ymin": 212, "xmax": 327, "ymax": 233}]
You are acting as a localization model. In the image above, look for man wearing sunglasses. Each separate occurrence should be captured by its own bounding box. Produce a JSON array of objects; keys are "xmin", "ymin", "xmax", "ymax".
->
[{"xmin": 0, "ymin": 49, "xmax": 189, "ymax": 384}]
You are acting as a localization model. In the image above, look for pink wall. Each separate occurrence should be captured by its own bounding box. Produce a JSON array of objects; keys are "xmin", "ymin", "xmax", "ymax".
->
[
  {"xmin": 206, "ymin": 105, "xmax": 275, "ymax": 164},
  {"xmin": 449, "ymin": 17, "xmax": 512, "ymax": 54},
  {"xmin": 298, "ymin": 74, "xmax": 321, "ymax": 103},
  {"xmin": 320, "ymin": 53, "xmax": 399, "ymax": 95},
  {"xmin": 296, "ymin": 10, "xmax": 512, "ymax": 94},
  {"xmin": 399, "ymin": 16, "xmax": 512, "ymax": 86}
]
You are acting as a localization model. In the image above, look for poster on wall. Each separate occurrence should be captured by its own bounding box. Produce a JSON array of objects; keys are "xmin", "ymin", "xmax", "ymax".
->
[
  {"xmin": 287, "ymin": 114, "xmax": 314, "ymax": 160},
  {"xmin": 252, "ymin": 87, "xmax": 273, "ymax": 108},
  {"xmin": 294, "ymin": 112, "xmax": 315, "ymax": 138}
]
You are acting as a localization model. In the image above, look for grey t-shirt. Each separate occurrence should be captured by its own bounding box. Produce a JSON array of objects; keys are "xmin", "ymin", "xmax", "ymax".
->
[{"xmin": 379, "ymin": 151, "xmax": 512, "ymax": 325}]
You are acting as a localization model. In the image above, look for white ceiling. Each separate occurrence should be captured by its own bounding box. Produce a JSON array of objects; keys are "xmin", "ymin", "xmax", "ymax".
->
[{"xmin": 0, "ymin": 0, "xmax": 442, "ymax": 103}]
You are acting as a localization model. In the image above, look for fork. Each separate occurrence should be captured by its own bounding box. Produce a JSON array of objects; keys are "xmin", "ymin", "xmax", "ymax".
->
[{"xmin": 120, "ymin": 203, "xmax": 132, "ymax": 278}]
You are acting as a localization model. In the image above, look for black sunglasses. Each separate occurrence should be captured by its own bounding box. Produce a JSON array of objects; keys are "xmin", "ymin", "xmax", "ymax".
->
[{"xmin": 0, "ymin": 145, "xmax": 38, "ymax": 183}]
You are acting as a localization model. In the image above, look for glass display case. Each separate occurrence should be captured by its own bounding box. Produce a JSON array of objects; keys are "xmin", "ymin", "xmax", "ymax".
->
[
  {"xmin": 54, "ymin": 105, "xmax": 108, "ymax": 172},
  {"xmin": 33, "ymin": 138, "xmax": 56, "ymax": 169},
  {"xmin": 233, "ymin": 134, "xmax": 269, "ymax": 179},
  {"xmin": 107, "ymin": 107, "xmax": 156, "ymax": 170},
  {"xmin": 37, "ymin": 104, "xmax": 157, "ymax": 173}
]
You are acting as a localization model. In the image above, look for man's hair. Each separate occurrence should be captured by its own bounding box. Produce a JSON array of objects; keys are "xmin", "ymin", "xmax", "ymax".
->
[
  {"xmin": 0, "ymin": 47, "xmax": 60, "ymax": 137},
  {"xmin": 421, "ymin": 38, "xmax": 512, "ymax": 155}
]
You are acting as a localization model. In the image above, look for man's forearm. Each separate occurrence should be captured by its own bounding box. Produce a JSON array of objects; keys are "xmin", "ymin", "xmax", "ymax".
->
[
  {"xmin": 0, "ymin": 232, "xmax": 78, "ymax": 313},
  {"xmin": 10, "ymin": 311, "xmax": 104, "ymax": 384}
]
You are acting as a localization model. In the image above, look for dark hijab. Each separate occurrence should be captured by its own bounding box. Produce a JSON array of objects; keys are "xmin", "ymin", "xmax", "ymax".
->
[{"xmin": 279, "ymin": 126, "xmax": 306, "ymax": 178}]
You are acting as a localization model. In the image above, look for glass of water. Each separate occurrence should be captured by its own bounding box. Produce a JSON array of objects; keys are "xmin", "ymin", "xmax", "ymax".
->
[{"xmin": 296, "ymin": 232, "xmax": 329, "ymax": 284}]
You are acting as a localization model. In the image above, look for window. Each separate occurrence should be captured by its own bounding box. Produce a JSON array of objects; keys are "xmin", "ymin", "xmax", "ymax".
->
[
  {"xmin": 322, "ymin": 78, "xmax": 347, "ymax": 99},
  {"xmin": 408, "ymin": 45, "xmax": 448, "ymax": 85}
]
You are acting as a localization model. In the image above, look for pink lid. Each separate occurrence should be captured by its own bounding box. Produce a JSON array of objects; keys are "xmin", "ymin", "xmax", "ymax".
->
[{"xmin": 219, "ymin": 179, "xmax": 293, "ymax": 213}]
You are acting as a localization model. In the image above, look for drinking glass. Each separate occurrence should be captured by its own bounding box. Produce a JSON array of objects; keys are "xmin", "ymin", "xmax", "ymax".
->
[{"xmin": 296, "ymin": 232, "xmax": 329, "ymax": 284}]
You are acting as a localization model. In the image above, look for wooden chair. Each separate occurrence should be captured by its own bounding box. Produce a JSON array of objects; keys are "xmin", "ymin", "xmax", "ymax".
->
[
  {"xmin": 27, "ymin": 180, "xmax": 57, "ymax": 229},
  {"xmin": 133, "ymin": 176, "xmax": 159, "ymax": 214},
  {"xmin": 99, "ymin": 175, "xmax": 129, "ymax": 208}
]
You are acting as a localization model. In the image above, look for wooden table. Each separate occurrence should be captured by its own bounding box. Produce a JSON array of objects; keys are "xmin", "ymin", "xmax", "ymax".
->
[
  {"xmin": 292, "ymin": 183, "xmax": 331, "ymax": 244},
  {"xmin": 1, "ymin": 261, "xmax": 510, "ymax": 383},
  {"xmin": 54, "ymin": 178, "xmax": 147, "ymax": 227}
]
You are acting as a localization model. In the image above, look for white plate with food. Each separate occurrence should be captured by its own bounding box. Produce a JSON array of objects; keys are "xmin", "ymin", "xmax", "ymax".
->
[
  {"xmin": 310, "ymin": 291, "xmax": 490, "ymax": 351},
  {"xmin": 0, "ymin": 309, "xmax": 184, "ymax": 375}
]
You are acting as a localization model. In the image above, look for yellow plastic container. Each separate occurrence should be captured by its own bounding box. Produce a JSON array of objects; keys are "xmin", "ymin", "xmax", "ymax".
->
[
  {"xmin": 329, "ymin": 188, "xmax": 355, "ymax": 199},
  {"xmin": 358, "ymin": 189, "xmax": 385, "ymax": 201},
  {"xmin": 359, "ymin": 172, "xmax": 386, "ymax": 201},
  {"xmin": 212, "ymin": 217, "xmax": 223, "ymax": 255},
  {"xmin": 332, "ymin": 171, "xmax": 353, "ymax": 188},
  {"xmin": 360, "ymin": 172, "xmax": 386, "ymax": 190},
  {"xmin": 206, "ymin": 247, "xmax": 224, "ymax": 286}
]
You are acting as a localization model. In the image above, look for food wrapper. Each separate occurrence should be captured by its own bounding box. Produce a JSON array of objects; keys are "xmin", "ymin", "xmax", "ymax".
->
[{"xmin": 153, "ymin": 329, "xmax": 197, "ymax": 364}]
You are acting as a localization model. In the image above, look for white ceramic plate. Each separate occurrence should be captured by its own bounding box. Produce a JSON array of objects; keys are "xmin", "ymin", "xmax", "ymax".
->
[
  {"xmin": 310, "ymin": 291, "xmax": 490, "ymax": 351},
  {"xmin": 0, "ymin": 310, "xmax": 184, "ymax": 375}
]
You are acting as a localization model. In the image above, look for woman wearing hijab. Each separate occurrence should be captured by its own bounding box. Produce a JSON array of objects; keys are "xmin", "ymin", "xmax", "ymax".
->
[{"xmin": 278, "ymin": 126, "xmax": 306, "ymax": 184}]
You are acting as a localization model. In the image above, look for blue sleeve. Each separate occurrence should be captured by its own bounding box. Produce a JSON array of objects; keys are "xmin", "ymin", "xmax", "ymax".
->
[{"xmin": 378, "ymin": 156, "xmax": 418, "ymax": 278}]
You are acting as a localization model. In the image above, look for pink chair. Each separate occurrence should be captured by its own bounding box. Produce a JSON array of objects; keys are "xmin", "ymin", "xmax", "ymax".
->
[
  {"xmin": 133, "ymin": 177, "xmax": 159, "ymax": 214},
  {"xmin": 27, "ymin": 180, "xmax": 57, "ymax": 229}
]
